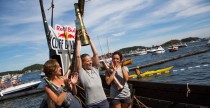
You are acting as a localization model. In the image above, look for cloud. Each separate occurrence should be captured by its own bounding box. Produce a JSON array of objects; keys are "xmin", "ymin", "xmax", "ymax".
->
[
  {"xmin": 112, "ymin": 32, "xmax": 126, "ymax": 37},
  {"xmin": 176, "ymin": 4, "xmax": 210, "ymax": 17},
  {"xmin": 84, "ymin": 0, "xmax": 151, "ymax": 34},
  {"xmin": 13, "ymin": 54, "xmax": 24, "ymax": 58}
]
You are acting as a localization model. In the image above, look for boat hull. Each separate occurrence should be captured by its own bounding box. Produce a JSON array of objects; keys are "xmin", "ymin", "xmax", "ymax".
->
[
  {"xmin": 100, "ymin": 75, "xmax": 210, "ymax": 107},
  {"xmin": 153, "ymin": 50, "xmax": 165, "ymax": 54},
  {"xmin": 0, "ymin": 81, "xmax": 41, "ymax": 96}
]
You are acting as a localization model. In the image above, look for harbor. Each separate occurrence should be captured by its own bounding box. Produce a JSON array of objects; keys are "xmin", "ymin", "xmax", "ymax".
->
[
  {"xmin": 1, "ymin": 0, "xmax": 210, "ymax": 108},
  {"xmin": 1, "ymin": 41, "xmax": 210, "ymax": 107}
]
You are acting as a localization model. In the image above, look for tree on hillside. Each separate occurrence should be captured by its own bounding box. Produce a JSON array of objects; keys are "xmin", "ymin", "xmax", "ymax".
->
[
  {"xmin": 22, "ymin": 64, "xmax": 43, "ymax": 72},
  {"xmin": 161, "ymin": 39, "xmax": 181, "ymax": 46}
]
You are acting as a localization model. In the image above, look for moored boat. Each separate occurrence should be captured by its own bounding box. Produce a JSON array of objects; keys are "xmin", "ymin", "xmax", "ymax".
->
[
  {"xmin": 123, "ymin": 50, "xmax": 135, "ymax": 57},
  {"xmin": 0, "ymin": 80, "xmax": 42, "ymax": 96},
  {"xmin": 168, "ymin": 45, "xmax": 179, "ymax": 52},
  {"xmin": 152, "ymin": 45, "xmax": 165, "ymax": 54},
  {"xmin": 40, "ymin": 72, "xmax": 45, "ymax": 78},
  {"xmin": 133, "ymin": 48, "xmax": 147, "ymax": 56},
  {"xmin": 176, "ymin": 42, "xmax": 187, "ymax": 47}
]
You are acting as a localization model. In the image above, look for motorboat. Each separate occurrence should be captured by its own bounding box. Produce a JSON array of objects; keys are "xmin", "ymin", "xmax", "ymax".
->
[
  {"xmin": 168, "ymin": 45, "xmax": 178, "ymax": 52},
  {"xmin": 176, "ymin": 42, "xmax": 187, "ymax": 47},
  {"xmin": 133, "ymin": 48, "xmax": 147, "ymax": 56},
  {"xmin": 40, "ymin": 72, "xmax": 45, "ymax": 78},
  {"xmin": 0, "ymin": 80, "xmax": 42, "ymax": 96},
  {"xmin": 123, "ymin": 50, "xmax": 135, "ymax": 57},
  {"xmin": 152, "ymin": 45, "xmax": 165, "ymax": 54}
]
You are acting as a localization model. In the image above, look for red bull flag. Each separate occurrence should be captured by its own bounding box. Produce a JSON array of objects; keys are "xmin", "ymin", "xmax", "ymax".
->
[
  {"xmin": 49, "ymin": 25, "xmax": 76, "ymax": 76},
  {"xmin": 50, "ymin": 24, "xmax": 76, "ymax": 52}
]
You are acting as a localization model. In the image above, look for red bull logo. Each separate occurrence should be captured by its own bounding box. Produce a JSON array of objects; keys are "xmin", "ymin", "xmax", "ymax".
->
[
  {"xmin": 58, "ymin": 32, "xmax": 75, "ymax": 39},
  {"xmin": 56, "ymin": 24, "xmax": 76, "ymax": 40}
]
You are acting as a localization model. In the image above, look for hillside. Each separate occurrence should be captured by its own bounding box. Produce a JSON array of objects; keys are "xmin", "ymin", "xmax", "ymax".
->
[
  {"xmin": 116, "ymin": 37, "xmax": 207, "ymax": 54},
  {"xmin": 0, "ymin": 64, "xmax": 43, "ymax": 76},
  {"xmin": 161, "ymin": 39, "xmax": 181, "ymax": 47},
  {"xmin": 161, "ymin": 37, "xmax": 203, "ymax": 46},
  {"xmin": 181, "ymin": 37, "xmax": 201, "ymax": 42},
  {"xmin": 117, "ymin": 46, "xmax": 148, "ymax": 54}
]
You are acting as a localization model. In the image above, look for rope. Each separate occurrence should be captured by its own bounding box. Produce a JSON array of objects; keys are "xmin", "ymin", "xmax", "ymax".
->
[
  {"xmin": 186, "ymin": 83, "xmax": 191, "ymax": 97},
  {"xmin": 75, "ymin": 95, "xmax": 86, "ymax": 107},
  {"xmin": 75, "ymin": 84, "xmax": 86, "ymax": 107},
  {"xmin": 134, "ymin": 96, "xmax": 148, "ymax": 108},
  {"xmin": 76, "ymin": 84, "xmax": 85, "ymax": 91}
]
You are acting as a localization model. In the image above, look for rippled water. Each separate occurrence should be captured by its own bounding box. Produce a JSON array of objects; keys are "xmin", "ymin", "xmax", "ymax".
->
[
  {"xmin": 127, "ymin": 41, "xmax": 210, "ymax": 85},
  {"xmin": 0, "ymin": 41, "xmax": 209, "ymax": 108}
]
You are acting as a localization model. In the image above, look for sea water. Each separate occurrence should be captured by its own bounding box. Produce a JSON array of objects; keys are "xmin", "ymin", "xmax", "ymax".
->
[{"xmin": 0, "ymin": 41, "xmax": 209, "ymax": 108}]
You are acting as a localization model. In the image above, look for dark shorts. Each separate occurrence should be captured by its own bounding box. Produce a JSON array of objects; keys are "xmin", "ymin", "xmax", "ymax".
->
[
  {"xmin": 110, "ymin": 97, "xmax": 132, "ymax": 105},
  {"xmin": 87, "ymin": 99, "xmax": 109, "ymax": 108}
]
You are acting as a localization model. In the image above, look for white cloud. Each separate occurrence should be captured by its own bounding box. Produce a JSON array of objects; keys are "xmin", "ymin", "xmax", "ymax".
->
[
  {"xmin": 112, "ymin": 32, "xmax": 126, "ymax": 37},
  {"xmin": 176, "ymin": 5, "xmax": 210, "ymax": 17},
  {"xmin": 84, "ymin": 0, "xmax": 151, "ymax": 34}
]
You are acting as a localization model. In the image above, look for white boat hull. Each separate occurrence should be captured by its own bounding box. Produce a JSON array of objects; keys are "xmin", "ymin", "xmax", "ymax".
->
[
  {"xmin": 153, "ymin": 50, "xmax": 165, "ymax": 54},
  {"xmin": 0, "ymin": 80, "xmax": 41, "ymax": 96}
]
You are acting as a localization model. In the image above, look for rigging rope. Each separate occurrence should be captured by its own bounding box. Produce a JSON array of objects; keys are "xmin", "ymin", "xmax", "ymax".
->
[
  {"xmin": 134, "ymin": 96, "xmax": 148, "ymax": 108},
  {"xmin": 76, "ymin": 84, "xmax": 87, "ymax": 107},
  {"xmin": 186, "ymin": 83, "xmax": 191, "ymax": 97}
]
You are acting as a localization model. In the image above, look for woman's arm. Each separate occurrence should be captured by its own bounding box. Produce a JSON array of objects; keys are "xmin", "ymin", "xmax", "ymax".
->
[
  {"xmin": 88, "ymin": 34, "xmax": 99, "ymax": 68},
  {"xmin": 105, "ymin": 70, "xmax": 116, "ymax": 85},
  {"xmin": 121, "ymin": 66, "xmax": 129, "ymax": 82},
  {"xmin": 75, "ymin": 31, "xmax": 82, "ymax": 72},
  {"xmin": 45, "ymin": 86, "xmax": 67, "ymax": 106},
  {"xmin": 104, "ymin": 61, "xmax": 123, "ymax": 89},
  {"xmin": 103, "ymin": 60, "xmax": 115, "ymax": 85}
]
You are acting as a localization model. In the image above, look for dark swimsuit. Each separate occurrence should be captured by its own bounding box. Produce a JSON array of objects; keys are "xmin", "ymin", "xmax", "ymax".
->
[
  {"xmin": 51, "ymin": 76, "xmax": 82, "ymax": 108},
  {"xmin": 54, "ymin": 86, "xmax": 82, "ymax": 108}
]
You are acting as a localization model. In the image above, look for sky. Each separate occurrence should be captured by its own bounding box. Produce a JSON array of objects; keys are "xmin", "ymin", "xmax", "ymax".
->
[{"xmin": 0, "ymin": 0, "xmax": 210, "ymax": 72}]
